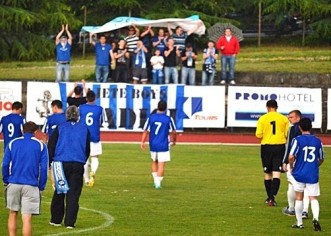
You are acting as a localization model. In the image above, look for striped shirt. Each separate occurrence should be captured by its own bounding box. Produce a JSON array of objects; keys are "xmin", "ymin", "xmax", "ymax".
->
[{"xmin": 124, "ymin": 34, "xmax": 139, "ymax": 53}]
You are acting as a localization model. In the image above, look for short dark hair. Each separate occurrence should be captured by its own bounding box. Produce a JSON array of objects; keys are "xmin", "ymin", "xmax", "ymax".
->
[
  {"xmin": 299, "ymin": 117, "xmax": 312, "ymax": 131},
  {"xmin": 23, "ymin": 121, "xmax": 38, "ymax": 134},
  {"xmin": 289, "ymin": 110, "xmax": 302, "ymax": 118},
  {"xmin": 51, "ymin": 100, "xmax": 63, "ymax": 109},
  {"xmin": 12, "ymin": 101, "xmax": 23, "ymax": 110},
  {"xmin": 266, "ymin": 99, "xmax": 278, "ymax": 109},
  {"xmin": 157, "ymin": 100, "xmax": 167, "ymax": 112},
  {"xmin": 86, "ymin": 90, "xmax": 96, "ymax": 102},
  {"xmin": 74, "ymin": 86, "xmax": 83, "ymax": 95}
]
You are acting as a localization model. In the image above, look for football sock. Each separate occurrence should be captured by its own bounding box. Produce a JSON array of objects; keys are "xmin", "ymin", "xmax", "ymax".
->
[
  {"xmin": 288, "ymin": 184, "xmax": 296, "ymax": 211},
  {"xmin": 84, "ymin": 162, "xmax": 89, "ymax": 183},
  {"xmin": 295, "ymin": 200, "xmax": 303, "ymax": 225},
  {"xmin": 310, "ymin": 199, "xmax": 319, "ymax": 220},
  {"xmin": 271, "ymin": 178, "xmax": 280, "ymax": 198},
  {"xmin": 303, "ymin": 189, "xmax": 310, "ymax": 213},
  {"xmin": 152, "ymin": 172, "xmax": 157, "ymax": 178},
  {"xmin": 264, "ymin": 179, "xmax": 272, "ymax": 199},
  {"xmin": 91, "ymin": 157, "xmax": 99, "ymax": 174}
]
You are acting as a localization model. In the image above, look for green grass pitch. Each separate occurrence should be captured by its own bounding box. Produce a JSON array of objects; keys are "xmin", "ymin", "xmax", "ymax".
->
[{"xmin": 0, "ymin": 143, "xmax": 329, "ymax": 235}]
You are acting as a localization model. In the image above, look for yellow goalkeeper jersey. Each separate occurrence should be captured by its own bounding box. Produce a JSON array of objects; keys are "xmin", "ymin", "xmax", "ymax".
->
[{"xmin": 255, "ymin": 111, "xmax": 289, "ymax": 145}]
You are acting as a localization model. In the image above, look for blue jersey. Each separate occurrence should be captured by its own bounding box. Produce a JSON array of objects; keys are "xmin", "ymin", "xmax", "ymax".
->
[
  {"xmin": 290, "ymin": 134, "xmax": 324, "ymax": 184},
  {"xmin": 95, "ymin": 43, "xmax": 112, "ymax": 66},
  {"xmin": 0, "ymin": 113, "xmax": 25, "ymax": 149},
  {"xmin": 79, "ymin": 104, "xmax": 103, "ymax": 142},
  {"xmin": 56, "ymin": 43, "xmax": 71, "ymax": 62},
  {"xmin": 2, "ymin": 133, "xmax": 48, "ymax": 190},
  {"xmin": 42, "ymin": 113, "xmax": 66, "ymax": 137},
  {"xmin": 143, "ymin": 113, "xmax": 176, "ymax": 152}
]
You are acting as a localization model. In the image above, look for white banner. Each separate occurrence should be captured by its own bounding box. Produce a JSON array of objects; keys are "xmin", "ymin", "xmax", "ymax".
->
[
  {"xmin": 26, "ymin": 82, "xmax": 226, "ymax": 131},
  {"xmin": 328, "ymin": 89, "xmax": 331, "ymax": 130},
  {"xmin": 0, "ymin": 82, "xmax": 22, "ymax": 117},
  {"xmin": 227, "ymin": 86, "xmax": 322, "ymax": 128}
]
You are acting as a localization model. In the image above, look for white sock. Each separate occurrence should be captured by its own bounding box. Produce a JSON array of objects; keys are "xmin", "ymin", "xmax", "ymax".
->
[
  {"xmin": 155, "ymin": 176, "xmax": 163, "ymax": 187},
  {"xmin": 288, "ymin": 184, "xmax": 296, "ymax": 211},
  {"xmin": 152, "ymin": 172, "xmax": 157, "ymax": 179},
  {"xmin": 84, "ymin": 161, "xmax": 90, "ymax": 183},
  {"xmin": 303, "ymin": 190, "xmax": 310, "ymax": 213},
  {"xmin": 91, "ymin": 157, "xmax": 99, "ymax": 174},
  {"xmin": 310, "ymin": 199, "xmax": 320, "ymax": 221},
  {"xmin": 295, "ymin": 200, "xmax": 303, "ymax": 226}
]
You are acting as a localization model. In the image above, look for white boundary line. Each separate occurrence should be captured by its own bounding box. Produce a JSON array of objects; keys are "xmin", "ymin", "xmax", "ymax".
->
[{"xmin": 44, "ymin": 206, "xmax": 114, "ymax": 236}]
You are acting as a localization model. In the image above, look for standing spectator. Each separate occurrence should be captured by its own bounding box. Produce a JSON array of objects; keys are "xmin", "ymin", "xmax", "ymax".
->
[
  {"xmin": 0, "ymin": 101, "xmax": 25, "ymax": 151},
  {"xmin": 152, "ymin": 28, "xmax": 168, "ymax": 56},
  {"xmin": 124, "ymin": 25, "xmax": 140, "ymax": 54},
  {"xmin": 289, "ymin": 118, "xmax": 324, "ymax": 231},
  {"xmin": 181, "ymin": 43, "xmax": 198, "ymax": 85},
  {"xmin": 132, "ymin": 40, "xmax": 148, "ymax": 84},
  {"xmin": 42, "ymin": 100, "xmax": 66, "ymax": 140},
  {"xmin": 55, "ymin": 24, "xmax": 72, "ymax": 82},
  {"xmin": 79, "ymin": 91, "xmax": 103, "ymax": 187},
  {"xmin": 216, "ymin": 28, "xmax": 240, "ymax": 85},
  {"xmin": 141, "ymin": 100, "xmax": 176, "ymax": 189},
  {"xmin": 90, "ymin": 33, "xmax": 114, "ymax": 83},
  {"xmin": 168, "ymin": 24, "xmax": 200, "ymax": 52},
  {"xmin": 2, "ymin": 121, "xmax": 48, "ymax": 236},
  {"xmin": 201, "ymin": 41, "xmax": 218, "ymax": 85},
  {"xmin": 150, "ymin": 49, "xmax": 164, "ymax": 84},
  {"xmin": 48, "ymin": 105, "xmax": 90, "ymax": 229},
  {"xmin": 164, "ymin": 38, "xmax": 181, "ymax": 84},
  {"xmin": 67, "ymin": 80, "xmax": 88, "ymax": 107},
  {"xmin": 113, "ymin": 39, "xmax": 130, "ymax": 83},
  {"xmin": 140, "ymin": 26, "xmax": 154, "ymax": 82},
  {"xmin": 255, "ymin": 99, "xmax": 289, "ymax": 207}
]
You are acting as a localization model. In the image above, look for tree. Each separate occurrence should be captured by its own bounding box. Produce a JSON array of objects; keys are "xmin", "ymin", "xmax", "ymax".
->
[{"xmin": 0, "ymin": 0, "xmax": 80, "ymax": 61}]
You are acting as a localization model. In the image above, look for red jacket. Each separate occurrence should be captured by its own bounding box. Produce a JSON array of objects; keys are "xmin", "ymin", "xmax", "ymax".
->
[{"xmin": 216, "ymin": 36, "xmax": 240, "ymax": 56}]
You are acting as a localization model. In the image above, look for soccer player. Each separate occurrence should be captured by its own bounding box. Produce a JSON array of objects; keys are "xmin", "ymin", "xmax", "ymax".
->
[
  {"xmin": 48, "ymin": 105, "xmax": 90, "ymax": 228},
  {"xmin": 79, "ymin": 90, "xmax": 103, "ymax": 187},
  {"xmin": 141, "ymin": 100, "xmax": 177, "ymax": 189},
  {"xmin": 0, "ymin": 101, "xmax": 25, "ymax": 151},
  {"xmin": 255, "ymin": 99, "xmax": 289, "ymax": 206},
  {"xmin": 289, "ymin": 118, "xmax": 324, "ymax": 231},
  {"xmin": 282, "ymin": 110, "xmax": 310, "ymax": 218},
  {"xmin": 42, "ymin": 100, "xmax": 66, "ymax": 140},
  {"xmin": 2, "ymin": 121, "xmax": 48, "ymax": 236}
]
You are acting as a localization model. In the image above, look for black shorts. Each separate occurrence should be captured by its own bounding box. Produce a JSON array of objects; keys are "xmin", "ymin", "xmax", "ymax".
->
[{"xmin": 261, "ymin": 144, "xmax": 285, "ymax": 173}]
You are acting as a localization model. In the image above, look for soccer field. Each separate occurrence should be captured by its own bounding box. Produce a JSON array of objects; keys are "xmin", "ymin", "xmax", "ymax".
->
[{"xmin": 0, "ymin": 143, "xmax": 329, "ymax": 235}]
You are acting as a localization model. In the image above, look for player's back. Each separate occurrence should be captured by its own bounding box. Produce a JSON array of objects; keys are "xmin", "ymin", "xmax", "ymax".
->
[
  {"xmin": 79, "ymin": 104, "xmax": 103, "ymax": 142},
  {"xmin": 148, "ymin": 113, "xmax": 175, "ymax": 152},
  {"xmin": 0, "ymin": 113, "xmax": 25, "ymax": 147},
  {"xmin": 256, "ymin": 111, "xmax": 289, "ymax": 145},
  {"xmin": 291, "ymin": 134, "xmax": 323, "ymax": 184},
  {"xmin": 43, "ymin": 113, "xmax": 66, "ymax": 136}
]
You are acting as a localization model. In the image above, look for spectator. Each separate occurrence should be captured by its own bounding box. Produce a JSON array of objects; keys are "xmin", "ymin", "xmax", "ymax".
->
[
  {"xmin": 140, "ymin": 26, "xmax": 154, "ymax": 82},
  {"xmin": 152, "ymin": 28, "xmax": 168, "ymax": 56},
  {"xmin": 216, "ymin": 28, "xmax": 240, "ymax": 85},
  {"xmin": 132, "ymin": 40, "xmax": 148, "ymax": 84},
  {"xmin": 48, "ymin": 105, "xmax": 90, "ymax": 229},
  {"xmin": 67, "ymin": 80, "xmax": 88, "ymax": 107},
  {"xmin": 0, "ymin": 101, "xmax": 25, "ymax": 151},
  {"xmin": 2, "ymin": 121, "xmax": 48, "ymax": 236},
  {"xmin": 55, "ymin": 24, "xmax": 72, "ymax": 82},
  {"xmin": 201, "ymin": 41, "xmax": 218, "ymax": 85},
  {"xmin": 181, "ymin": 43, "xmax": 198, "ymax": 85},
  {"xmin": 164, "ymin": 38, "xmax": 181, "ymax": 84},
  {"xmin": 79, "ymin": 90, "xmax": 104, "ymax": 187},
  {"xmin": 90, "ymin": 33, "xmax": 114, "ymax": 83},
  {"xmin": 124, "ymin": 25, "xmax": 140, "ymax": 54},
  {"xmin": 113, "ymin": 39, "xmax": 130, "ymax": 83},
  {"xmin": 168, "ymin": 24, "xmax": 200, "ymax": 52},
  {"xmin": 141, "ymin": 100, "xmax": 177, "ymax": 189},
  {"xmin": 150, "ymin": 49, "xmax": 165, "ymax": 84}
]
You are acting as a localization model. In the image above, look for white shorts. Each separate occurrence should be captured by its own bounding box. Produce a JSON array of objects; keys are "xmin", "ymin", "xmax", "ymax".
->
[
  {"xmin": 6, "ymin": 184, "xmax": 41, "ymax": 214},
  {"xmin": 90, "ymin": 142, "xmax": 102, "ymax": 156},
  {"xmin": 150, "ymin": 151, "xmax": 171, "ymax": 162},
  {"xmin": 286, "ymin": 164, "xmax": 293, "ymax": 182},
  {"xmin": 290, "ymin": 175, "xmax": 320, "ymax": 196}
]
